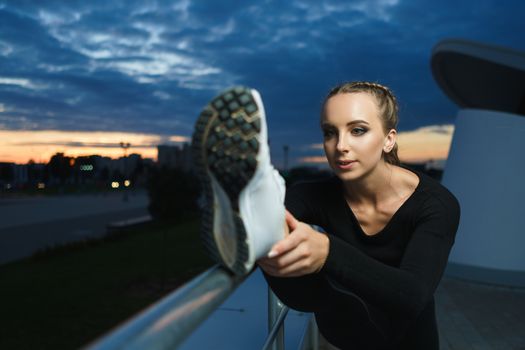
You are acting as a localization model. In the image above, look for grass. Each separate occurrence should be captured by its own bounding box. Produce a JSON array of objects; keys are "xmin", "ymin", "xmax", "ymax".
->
[{"xmin": 0, "ymin": 216, "xmax": 214, "ymax": 350}]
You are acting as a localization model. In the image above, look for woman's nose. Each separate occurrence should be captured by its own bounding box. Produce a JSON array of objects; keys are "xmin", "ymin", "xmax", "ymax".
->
[{"xmin": 336, "ymin": 134, "xmax": 349, "ymax": 152}]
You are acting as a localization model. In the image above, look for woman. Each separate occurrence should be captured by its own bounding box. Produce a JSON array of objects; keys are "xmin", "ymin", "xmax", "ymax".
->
[{"xmin": 257, "ymin": 81, "xmax": 460, "ymax": 349}]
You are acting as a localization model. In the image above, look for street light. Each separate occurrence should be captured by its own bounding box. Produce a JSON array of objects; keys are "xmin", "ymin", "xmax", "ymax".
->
[{"xmin": 120, "ymin": 142, "xmax": 131, "ymax": 201}]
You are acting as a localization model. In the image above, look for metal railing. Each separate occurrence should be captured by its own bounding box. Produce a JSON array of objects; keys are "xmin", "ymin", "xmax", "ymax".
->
[
  {"xmin": 85, "ymin": 264, "xmax": 319, "ymax": 350},
  {"xmin": 264, "ymin": 291, "xmax": 288, "ymax": 350}
]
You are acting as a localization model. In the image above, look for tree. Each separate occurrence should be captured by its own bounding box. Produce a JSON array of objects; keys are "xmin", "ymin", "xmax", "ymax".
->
[
  {"xmin": 48, "ymin": 153, "xmax": 72, "ymax": 185},
  {"xmin": 147, "ymin": 167, "xmax": 200, "ymax": 221}
]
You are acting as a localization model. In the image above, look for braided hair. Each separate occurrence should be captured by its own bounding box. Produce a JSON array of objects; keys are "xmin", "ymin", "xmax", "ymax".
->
[{"xmin": 322, "ymin": 81, "xmax": 400, "ymax": 166}]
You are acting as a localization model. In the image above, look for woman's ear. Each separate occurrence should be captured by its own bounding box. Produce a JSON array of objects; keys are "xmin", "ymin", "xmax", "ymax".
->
[{"xmin": 383, "ymin": 129, "xmax": 397, "ymax": 153}]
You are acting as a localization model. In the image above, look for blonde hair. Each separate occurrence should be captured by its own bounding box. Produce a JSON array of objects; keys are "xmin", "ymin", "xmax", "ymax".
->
[{"xmin": 322, "ymin": 81, "xmax": 400, "ymax": 165}]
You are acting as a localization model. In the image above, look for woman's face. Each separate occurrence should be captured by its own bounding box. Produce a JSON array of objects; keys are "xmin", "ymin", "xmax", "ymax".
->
[{"xmin": 321, "ymin": 92, "xmax": 395, "ymax": 181}]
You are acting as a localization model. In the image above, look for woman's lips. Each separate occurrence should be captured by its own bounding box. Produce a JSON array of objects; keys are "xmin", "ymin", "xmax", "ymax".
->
[{"xmin": 336, "ymin": 160, "xmax": 356, "ymax": 170}]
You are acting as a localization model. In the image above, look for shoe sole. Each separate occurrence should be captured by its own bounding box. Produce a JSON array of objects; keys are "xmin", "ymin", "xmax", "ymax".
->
[{"xmin": 191, "ymin": 86, "xmax": 262, "ymax": 275}]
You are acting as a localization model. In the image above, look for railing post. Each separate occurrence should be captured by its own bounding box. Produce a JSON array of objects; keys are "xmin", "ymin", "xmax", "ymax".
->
[{"xmin": 268, "ymin": 287, "xmax": 285, "ymax": 350}]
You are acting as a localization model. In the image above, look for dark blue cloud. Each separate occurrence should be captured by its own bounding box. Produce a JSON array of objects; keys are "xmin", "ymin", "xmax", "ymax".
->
[{"xmin": 0, "ymin": 0, "xmax": 524, "ymax": 164}]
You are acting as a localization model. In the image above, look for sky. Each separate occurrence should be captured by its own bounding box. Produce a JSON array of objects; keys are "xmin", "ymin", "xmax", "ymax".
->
[{"xmin": 1, "ymin": 0, "xmax": 524, "ymax": 165}]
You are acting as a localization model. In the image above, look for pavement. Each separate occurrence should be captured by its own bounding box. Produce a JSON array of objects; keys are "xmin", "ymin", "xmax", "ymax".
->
[
  {"xmin": 317, "ymin": 275, "xmax": 525, "ymax": 350},
  {"xmin": 436, "ymin": 276, "xmax": 525, "ymax": 350},
  {"xmin": 0, "ymin": 191, "xmax": 149, "ymax": 265}
]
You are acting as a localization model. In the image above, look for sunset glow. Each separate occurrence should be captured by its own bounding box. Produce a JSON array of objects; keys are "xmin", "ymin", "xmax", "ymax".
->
[
  {"xmin": 0, "ymin": 130, "xmax": 190, "ymax": 164},
  {"xmin": 396, "ymin": 125, "xmax": 454, "ymax": 163},
  {"xmin": 299, "ymin": 124, "xmax": 454, "ymax": 165},
  {"xmin": 1, "ymin": 124, "xmax": 454, "ymax": 166}
]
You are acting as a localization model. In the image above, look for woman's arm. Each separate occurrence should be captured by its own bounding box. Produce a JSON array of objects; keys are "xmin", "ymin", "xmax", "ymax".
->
[
  {"xmin": 264, "ymin": 194, "xmax": 460, "ymax": 320},
  {"xmin": 258, "ymin": 183, "xmax": 332, "ymax": 313}
]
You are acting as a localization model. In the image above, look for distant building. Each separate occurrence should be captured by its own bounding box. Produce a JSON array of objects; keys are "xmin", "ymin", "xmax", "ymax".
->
[
  {"xmin": 1, "ymin": 162, "xmax": 48, "ymax": 189},
  {"xmin": 1, "ymin": 152, "xmax": 155, "ymax": 191},
  {"xmin": 157, "ymin": 144, "xmax": 192, "ymax": 171}
]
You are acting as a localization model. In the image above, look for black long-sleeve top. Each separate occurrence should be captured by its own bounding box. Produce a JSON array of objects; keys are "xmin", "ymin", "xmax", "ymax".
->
[{"xmin": 261, "ymin": 169, "xmax": 460, "ymax": 350}]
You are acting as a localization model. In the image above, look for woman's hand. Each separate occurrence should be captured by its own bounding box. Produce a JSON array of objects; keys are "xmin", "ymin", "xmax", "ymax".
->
[{"xmin": 257, "ymin": 210, "xmax": 330, "ymax": 277}]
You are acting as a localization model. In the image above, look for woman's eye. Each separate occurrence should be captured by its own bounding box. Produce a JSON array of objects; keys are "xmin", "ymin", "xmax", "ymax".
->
[{"xmin": 351, "ymin": 127, "xmax": 367, "ymax": 135}]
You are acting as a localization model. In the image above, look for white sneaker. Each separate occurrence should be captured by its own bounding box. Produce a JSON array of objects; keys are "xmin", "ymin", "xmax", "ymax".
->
[{"xmin": 192, "ymin": 86, "xmax": 286, "ymax": 275}]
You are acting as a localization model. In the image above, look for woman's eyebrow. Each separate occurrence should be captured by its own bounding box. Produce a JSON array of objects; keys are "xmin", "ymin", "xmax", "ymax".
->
[
  {"xmin": 321, "ymin": 119, "xmax": 370, "ymax": 128},
  {"xmin": 347, "ymin": 119, "xmax": 369, "ymax": 126}
]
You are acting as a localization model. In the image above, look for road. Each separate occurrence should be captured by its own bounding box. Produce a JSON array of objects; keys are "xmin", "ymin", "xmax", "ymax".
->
[{"xmin": 0, "ymin": 191, "xmax": 149, "ymax": 265}]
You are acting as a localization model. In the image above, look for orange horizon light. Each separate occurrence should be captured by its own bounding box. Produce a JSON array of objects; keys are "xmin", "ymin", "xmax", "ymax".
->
[{"xmin": 0, "ymin": 130, "xmax": 189, "ymax": 164}]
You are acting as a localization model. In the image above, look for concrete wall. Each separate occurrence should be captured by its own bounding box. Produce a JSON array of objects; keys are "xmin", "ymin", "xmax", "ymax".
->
[{"xmin": 442, "ymin": 108, "xmax": 525, "ymax": 286}]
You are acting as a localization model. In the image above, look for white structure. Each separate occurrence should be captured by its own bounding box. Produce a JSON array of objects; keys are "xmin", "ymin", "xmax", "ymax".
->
[{"xmin": 432, "ymin": 39, "xmax": 525, "ymax": 287}]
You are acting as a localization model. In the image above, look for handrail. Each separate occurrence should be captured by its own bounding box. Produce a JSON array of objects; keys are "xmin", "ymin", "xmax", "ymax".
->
[
  {"xmin": 84, "ymin": 265, "xmax": 247, "ymax": 350},
  {"xmin": 84, "ymin": 264, "xmax": 318, "ymax": 350}
]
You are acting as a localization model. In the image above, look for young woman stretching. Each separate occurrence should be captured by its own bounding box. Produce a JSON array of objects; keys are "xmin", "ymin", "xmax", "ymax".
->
[
  {"xmin": 192, "ymin": 81, "xmax": 460, "ymax": 349},
  {"xmin": 257, "ymin": 82, "xmax": 460, "ymax": 349}
]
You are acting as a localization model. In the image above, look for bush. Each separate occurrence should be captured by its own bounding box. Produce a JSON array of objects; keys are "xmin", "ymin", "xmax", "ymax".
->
[{"xmin": 147, "ymin": 167, "xmax": 200, "ymax": 221}]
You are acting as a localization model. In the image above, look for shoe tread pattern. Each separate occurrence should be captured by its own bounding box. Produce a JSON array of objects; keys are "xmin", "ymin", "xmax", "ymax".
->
[{"xmin": 192, "ymin": 86, "xmax": 260, "ymax": 275}]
